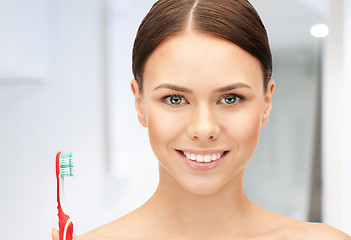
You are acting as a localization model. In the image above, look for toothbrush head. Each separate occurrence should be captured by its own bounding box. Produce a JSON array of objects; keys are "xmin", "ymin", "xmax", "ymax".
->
[{"xmin": 59, "ymin": 152, "xmax": 74, "ymax": 177}]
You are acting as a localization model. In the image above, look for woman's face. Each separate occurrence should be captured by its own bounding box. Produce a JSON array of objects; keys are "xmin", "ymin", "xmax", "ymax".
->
[{"xmin": 131, "ymin": 32, "xmax": 274, "ymax": 195}]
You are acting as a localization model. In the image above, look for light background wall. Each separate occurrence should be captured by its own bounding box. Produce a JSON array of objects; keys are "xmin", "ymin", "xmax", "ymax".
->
[
  {"xmin": 322, "ymin": 0, "xmax": 351, "ymax": 232},
  {"xmin": 342, "ymin": 0, "xmax": 351, "ymax": 232},
  {"xmin": 0, "ymin": 0, "xmax": 107, "ymax": 238},
  {"xmin": 0, "ymin": 0, "xmax": 350, "ymax": 239}
]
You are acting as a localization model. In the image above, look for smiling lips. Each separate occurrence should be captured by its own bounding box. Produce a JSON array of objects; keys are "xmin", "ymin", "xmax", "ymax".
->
[{"xmin": 181, "ymin": 151, "xmax": 226, "ymax": 163}]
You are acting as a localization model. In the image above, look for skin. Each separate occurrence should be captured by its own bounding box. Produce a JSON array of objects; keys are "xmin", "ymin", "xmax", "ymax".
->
[{"xmin": 52, "ymin": 32, "xmax": 350, "ymax": 240}]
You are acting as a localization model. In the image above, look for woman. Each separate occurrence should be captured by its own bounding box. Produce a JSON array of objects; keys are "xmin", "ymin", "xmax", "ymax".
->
[{"xmin": 53, "ymin": 0, "xmax": 350, "ymax": 239}]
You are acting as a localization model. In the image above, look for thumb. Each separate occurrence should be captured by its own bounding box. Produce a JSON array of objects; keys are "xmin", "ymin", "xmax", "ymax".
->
[{"xmin": 52, "ymin": 228, "xmax": 59, "ymax": 240}]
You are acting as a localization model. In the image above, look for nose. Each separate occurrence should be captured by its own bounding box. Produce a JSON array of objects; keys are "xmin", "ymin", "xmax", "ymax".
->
[{"xmin": 186, "ymin": 103, "xmax": 221, "ymax": 141}]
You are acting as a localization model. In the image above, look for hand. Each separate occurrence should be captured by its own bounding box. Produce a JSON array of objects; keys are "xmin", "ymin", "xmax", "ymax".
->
[{"xmin": 52, "ymin": 228, "xmax": 59, "ymax": 240}]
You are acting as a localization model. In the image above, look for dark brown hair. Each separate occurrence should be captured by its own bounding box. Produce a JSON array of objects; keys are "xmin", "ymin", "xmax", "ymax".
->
[{"xmin": 132, "ymin": 0, "xmax": 272, "ymax": 91}]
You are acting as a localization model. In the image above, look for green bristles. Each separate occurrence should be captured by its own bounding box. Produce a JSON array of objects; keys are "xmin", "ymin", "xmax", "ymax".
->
[{"xmin": 60, "ymin": 152, "xmax": 74, "ymax": 177}]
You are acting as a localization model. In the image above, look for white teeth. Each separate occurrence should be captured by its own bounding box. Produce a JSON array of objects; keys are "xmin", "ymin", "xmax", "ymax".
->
[
  {"xmin": 204, "ymin": 155, "xmax": 212, "ymax": 162},
  {"xmin": 183, "ymin": 151, "xmax": 224, "ymax": 162},
  {"xmin": 196, "ymin": 155, "xmax": 204, "ymax": 162}
]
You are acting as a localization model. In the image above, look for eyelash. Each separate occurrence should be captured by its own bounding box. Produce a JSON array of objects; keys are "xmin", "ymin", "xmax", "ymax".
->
[{"xmin": 161, "ymin": 93, "xmax": 245, "ymax": 107}]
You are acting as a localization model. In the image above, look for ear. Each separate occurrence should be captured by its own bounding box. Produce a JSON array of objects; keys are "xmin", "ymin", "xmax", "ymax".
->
[
  {"xmin": 261, "ymin": 78, "xmax": 275, "ymax": 127},
  {"xmin": 131, "ymin": 79, "xmax": 147, "ymax": 127}
]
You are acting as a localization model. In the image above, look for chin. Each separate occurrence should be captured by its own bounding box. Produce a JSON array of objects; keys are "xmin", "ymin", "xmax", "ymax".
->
[{"xmin": 179, "ymin": 177, "xmax": 227, "ymax": 196}]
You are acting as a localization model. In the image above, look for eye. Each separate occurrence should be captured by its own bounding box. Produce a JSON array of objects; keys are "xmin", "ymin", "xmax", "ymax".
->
[
  {"xmin": 163, "ymin": 95, "xmax": 187, "ymax": 105},
  {"xmin": 219, "ymin": 94, "xmax": 242, "ymax": 105}
]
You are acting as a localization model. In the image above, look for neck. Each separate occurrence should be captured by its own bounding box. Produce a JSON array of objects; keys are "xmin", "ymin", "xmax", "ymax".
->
[{"xmin": 142, "ymin": 166, "xmax": 257, "ymax": 238}]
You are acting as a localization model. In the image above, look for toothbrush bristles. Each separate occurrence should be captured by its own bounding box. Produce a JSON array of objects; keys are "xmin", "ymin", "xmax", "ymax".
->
[{"xmin": 59, "ymin": 152, "xmax": 74, "ymax": 177}]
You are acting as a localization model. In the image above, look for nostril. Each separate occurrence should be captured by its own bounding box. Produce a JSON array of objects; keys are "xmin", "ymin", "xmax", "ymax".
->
[{"xmin": 187, "ymin": 126, "xmax": 220, "ymax": 141}]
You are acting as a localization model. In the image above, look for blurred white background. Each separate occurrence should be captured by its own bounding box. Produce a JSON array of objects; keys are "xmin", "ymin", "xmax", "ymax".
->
[{"xmin": 0, "ymin": 0, "xmax": 350, "ymax": 239}]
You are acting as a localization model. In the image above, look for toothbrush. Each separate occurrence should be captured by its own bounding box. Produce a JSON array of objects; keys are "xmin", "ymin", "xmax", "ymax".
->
[{"xmin": 56, "ymin": 152, "xmax": 74, "ymax": 240}]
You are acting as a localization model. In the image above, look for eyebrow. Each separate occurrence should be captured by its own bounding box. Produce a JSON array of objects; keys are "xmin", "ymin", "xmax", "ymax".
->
[
  {"xmin": 153, "ymin": 84, "xmax": 192, "ymax": 93},
  {"xmin": 153, "ymin": 82, "xmax": 252, "ymax": 93},
  {"xmin": 213, "ymin": 83, "xmax": 252, "ymax": 93}
]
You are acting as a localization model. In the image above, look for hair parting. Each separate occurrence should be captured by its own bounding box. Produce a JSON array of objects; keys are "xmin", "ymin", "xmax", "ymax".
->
[{"xmin": 187, "ymin": 0, "xmax": 199, "ymax": 31}]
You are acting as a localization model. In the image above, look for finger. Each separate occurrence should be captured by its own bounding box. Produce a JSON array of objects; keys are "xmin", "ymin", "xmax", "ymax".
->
[{"xmin": 52, "ymin": 228, "xmax": 59, "ymax": 240}]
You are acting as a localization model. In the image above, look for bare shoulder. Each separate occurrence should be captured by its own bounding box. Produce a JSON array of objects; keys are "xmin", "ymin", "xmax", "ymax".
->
[
  {"xmin": 259, "ymin": 209, "xmax": 351, "ymax": 240},
  {"xmin": 74, "ymin": 211, "xmax": 145, "ymax": 240},
  {"xmin": 275, "ymin": 215, "xmax": 351, "ymax": 240},
  {"xmin": 304, "ymin": 222, "xmax": 351, "ymax": 240}
]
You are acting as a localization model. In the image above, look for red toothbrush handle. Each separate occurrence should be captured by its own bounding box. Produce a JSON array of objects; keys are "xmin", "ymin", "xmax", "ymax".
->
[
  {"xmin": 58, "ymin": 206, "xmax": 73, "ymax": 240},
  {"xmin": 65, "ymin": 222, "xmax": 73, "ymax": 240}
]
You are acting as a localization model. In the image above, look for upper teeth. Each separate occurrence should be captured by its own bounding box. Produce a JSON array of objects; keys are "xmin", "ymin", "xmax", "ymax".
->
[{"xmin": 183, "ymin": 152, "xmax": 223, "ymax": 163}]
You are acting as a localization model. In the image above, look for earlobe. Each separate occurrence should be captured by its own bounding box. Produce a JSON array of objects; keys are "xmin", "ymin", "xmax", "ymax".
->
[
  {"xmin": 130, "ymin": 79, "xmax": 147, "ymax": 127},
  {"xmin": 261, "ymin": 78, "xmax": 275, "ymax": 127}
]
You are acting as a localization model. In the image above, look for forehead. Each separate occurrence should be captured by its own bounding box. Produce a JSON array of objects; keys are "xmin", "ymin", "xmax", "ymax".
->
[{"xmin": 142, "ymin": 32, "xmax": 264, "ymax": 91}]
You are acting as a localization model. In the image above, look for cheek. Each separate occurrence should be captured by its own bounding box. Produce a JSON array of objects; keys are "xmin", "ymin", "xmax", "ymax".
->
[
  {"xmin": 146, "ymin": 105, "xmax": 185, "ymax": 152},
  {"xmin": 225, "ymin": 106, "xmax": 262, "ymax": 151}
]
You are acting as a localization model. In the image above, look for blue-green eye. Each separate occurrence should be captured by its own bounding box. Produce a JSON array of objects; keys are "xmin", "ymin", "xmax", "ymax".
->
[
  {"xmin": 219, "ymin": 94, "xmax": 241, "ymax": 105},
  {"xmin": 164, "ymin": 95, "xmax": 187, "ymax": 105}
]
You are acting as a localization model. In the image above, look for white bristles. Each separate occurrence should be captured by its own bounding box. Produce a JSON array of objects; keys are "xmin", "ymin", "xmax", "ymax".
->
[
  {"xmin": 60, "ymin": 157, "xmax": 73, "ymax": 166},
  {"xmin": 59, "ymin": 153, "xmax": 74, "ymax": 177},
  {"xmin": 60, "ymin": 166, "xmax": 74, "ymax": 177}
]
